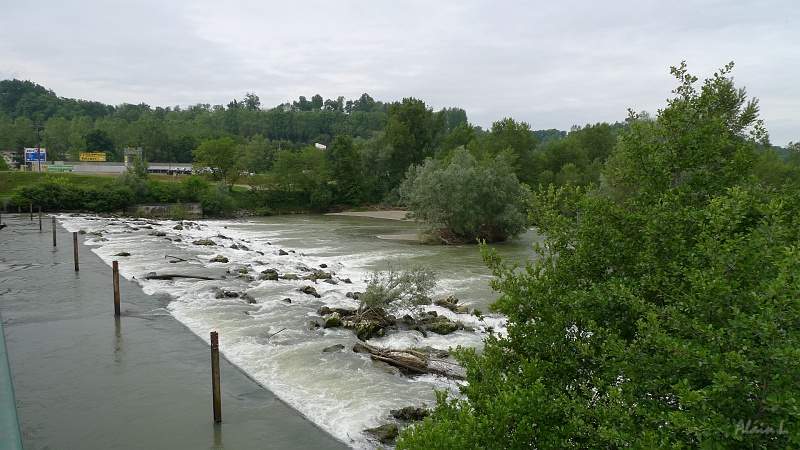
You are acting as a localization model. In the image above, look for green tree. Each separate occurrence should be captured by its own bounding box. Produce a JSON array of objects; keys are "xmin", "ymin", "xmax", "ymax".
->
[
  {"xmin": 383, "ymin": 98, "xmax": 445, "ymax": 191},
  {"xmin": 192, "ymin": 137, "xmax": 241, "ymax": 190},
  {"xmin": 399, "ymin": 147, "xmax": 530, "ymax": 243},
  {"xmin": 269, "ymin": 146, "xmax": 331, "ymax": 208},
  {"xmin": 328, "ymin": 134, "xmax": 364, "ymax": 205},
  {"xmin": 399, "ymin": 63, "xmax": 799, "ymax": 449},
  {"xmin": 84, "ymin": 129, "xmax": 115, "ymax": 154},
  {"xmin": 479, "ymin": 118, "xmax": 538, "ymax": 183},
  {"xmin": 43, "ymin": 116, "xmax": 71, "ymax": 160}
]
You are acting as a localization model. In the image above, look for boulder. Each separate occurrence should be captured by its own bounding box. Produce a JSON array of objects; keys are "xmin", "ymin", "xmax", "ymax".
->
[
  {"xmin": 365, "ymin": 423, "xmax": 398, "ymax": 444},
  {"xmin": 278, "ymin": 249, "xmax": 289, "ymax": 256},
  {"xmin": 242, "ymin": 293, "xmax": 256, "ymax": 304},
  {"xmin": 322, "ymin": 312, "xmax": 342, "ymax": 328},
  {"xmin": 193, "ymin": 239, "xmax": 216, "ymax": 246},
  {"xmin": 259, "ymin": 269, "xmax": 279, "ymax": 281},
  {"xmin": 299, "ymin": 285, "xmax": 321, "ymax": 298},
  {"xmin": 390, "ymin": 406, "xmax": 429, "ymax": 422},
  {"xmin": 321, "ymin": 344, "xmax": 345, "ymax": 353},
  {"xmin": 114, "ymin": 252, "xmax": 131, "ymax": 257},
  {"xmin": 209, "ymin": 255, "xmax": 229, "ymax": 263},
  {"xmin": 426, "ymin": 317, "xmax": 460, "ymax": 335},
  {"xmin": 149, "ymin": 231, "xmax": 167, "ymax": 237},
  {"xmin": 317, "ymin": 306, "xmax": 357, "ymax": 317},
  {"xmin": 434, "ymin": 295, "xmax": 461, "ymax": 312}
]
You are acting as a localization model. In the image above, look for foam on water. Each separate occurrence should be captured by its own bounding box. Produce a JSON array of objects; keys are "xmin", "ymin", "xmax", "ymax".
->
[{"xmin": 58, "ymin": 214, "xmax": 514, "ymax": 449}]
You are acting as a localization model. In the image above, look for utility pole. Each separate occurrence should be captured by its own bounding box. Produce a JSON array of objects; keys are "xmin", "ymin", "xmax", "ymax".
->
[{"xmin": 34, "ymin": 121, "xmax": 44, "ymax": 172}]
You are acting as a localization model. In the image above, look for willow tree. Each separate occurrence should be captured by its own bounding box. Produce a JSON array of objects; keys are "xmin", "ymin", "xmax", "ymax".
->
[
  {"xmin": 398, "ymin": 63, "xmax": 800, "ymax": 449},
  {"xmin": 399, "ymin": 147, "xmax": 530, "ymax": 244}
]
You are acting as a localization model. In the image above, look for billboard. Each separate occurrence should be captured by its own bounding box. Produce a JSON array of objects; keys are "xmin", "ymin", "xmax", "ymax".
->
[
  {"xmin": 79, "ymin": 152, "xmax": 107, "ymax": 162},
  {"xmin": 24, "ymin": 148, "xmax": 46, "ymax": 162}
]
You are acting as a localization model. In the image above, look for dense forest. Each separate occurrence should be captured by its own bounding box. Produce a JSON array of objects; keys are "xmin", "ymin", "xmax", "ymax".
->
[{"xmin": 1, "ymin": 77, "xmax": 798, "ymax": 220}]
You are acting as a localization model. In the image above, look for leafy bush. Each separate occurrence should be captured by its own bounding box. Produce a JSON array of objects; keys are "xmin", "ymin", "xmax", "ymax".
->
[
  {"xmin": 114, "ymin": 170, "xmax": 148, "ymax": 202},
  {"xmin": 399, "ymin": 147, "xmax": 530, "ymax": 243},
  {"xmin": 360, "ymin": 266, "xmax": 436, "ymax": 316},
  {"xmin": 201, "ymin": 182, "xmax": 237, "ymax": 216},
  {"xmin": 360, "ymin": 267, "xmax": 436, "ymax": 311}
]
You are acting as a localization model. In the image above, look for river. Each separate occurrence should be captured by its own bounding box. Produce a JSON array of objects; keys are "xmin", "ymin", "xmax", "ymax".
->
[{"xmin": 56, "ymin": 213, "xmax": 541, "ymax": 448}]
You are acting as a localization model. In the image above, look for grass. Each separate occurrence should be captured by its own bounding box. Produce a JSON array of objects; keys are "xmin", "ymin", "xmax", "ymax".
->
[{"xmin": 0, "ymin": 171, "xmax": 118, "ymax": 199}]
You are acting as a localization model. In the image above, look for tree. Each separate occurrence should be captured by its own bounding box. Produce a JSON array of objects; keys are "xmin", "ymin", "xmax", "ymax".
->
[
  {"xmin": 43, "ymin": 116, "xmax": 71, "ymax": 160},
  {"xmin": 192, "ymin": 137, "xmax": 240, "ymax": 190},
  {"xmin": 399, "ymin": 147, "xmax": 530, "ymax": 243},
  {"xmin": 84, "ymin": 129, "xmax": 115, "ymax": 154},
  {"xmin": 328, "ymin": 134, "xmax": 364, "ymax": 205},
  {"xmin": 242, "ymin": 92, "xmax": 261, "ymax": 111},
  {"xmin": 398, "ymin": 63, "xmax": 799, "ymax": 449},
  {"xmin": 480, "ymin": 117, "xmax": 538, "ymax": 184},
  {"xmin": 384, "ymin": 98, "xmax": 445, "ymax": 190},
  {"xmin": 269, "ymin": 146, "xmax": 331, "ymax": 208}
]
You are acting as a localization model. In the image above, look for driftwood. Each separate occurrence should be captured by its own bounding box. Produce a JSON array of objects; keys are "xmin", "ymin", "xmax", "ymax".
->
[
  {"xmin": 353, "ymin": 342, "xmax": 465, "ymax": 380},
  {"xmin": 144, "ymin": 274, "xmax": 215, "ymax": 281},
  {"xmin": 165, "ymin": 255, "xmax": 188, "ymax": 262}
]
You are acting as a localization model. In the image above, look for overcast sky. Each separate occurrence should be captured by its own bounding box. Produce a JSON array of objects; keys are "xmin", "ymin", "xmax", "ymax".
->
[{"xmin": 1, "ymin": 1, "xmax": 798, "ymax": 146}]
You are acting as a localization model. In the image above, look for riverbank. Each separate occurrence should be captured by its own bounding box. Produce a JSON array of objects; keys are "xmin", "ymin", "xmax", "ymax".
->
[{"xmin": 0, "ymin": 214, "xmax": 349, "ymax": 449}]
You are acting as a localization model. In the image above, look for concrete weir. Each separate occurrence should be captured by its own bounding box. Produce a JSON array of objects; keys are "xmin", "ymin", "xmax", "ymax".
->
[{"xmin": 0, "ymin": 214, "xmax": 349, "ymax": 450}]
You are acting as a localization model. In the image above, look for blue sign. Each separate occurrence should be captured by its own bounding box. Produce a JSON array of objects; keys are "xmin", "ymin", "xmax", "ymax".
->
[{"xmin": 24, "ymin": 148, "xmax": 46, "ymax": 162}]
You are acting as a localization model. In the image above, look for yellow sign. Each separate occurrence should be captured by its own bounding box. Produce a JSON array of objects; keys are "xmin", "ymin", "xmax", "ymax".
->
[{"xmin": 79, "ymin": 152, "xmax": 107, "ymax": 162}]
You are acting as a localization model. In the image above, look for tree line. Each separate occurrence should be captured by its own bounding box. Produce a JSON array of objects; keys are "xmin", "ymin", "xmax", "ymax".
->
[{"xmin": 2, "ymin": 77, "xmax": 799, "ymax": 236}]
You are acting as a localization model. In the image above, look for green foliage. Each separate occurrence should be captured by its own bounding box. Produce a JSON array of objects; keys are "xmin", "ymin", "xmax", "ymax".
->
[
  {"xmin": 400, "ymin": 63, "xmax": 799, "ymax": 449},
  {"xmin": 193, "ymin": 137, "xmax": 241, "ymax": 190},
  {"xmin": 383, "ymin": 98, "xmax": 445, "ymax": 190},
  {"xmin": 146, "ymin": 179, "xmax": 182, "ymax": 203},
  {"xmin": 0, "ymin": 156, "xmax": 9, "ymax": 171},
  {"xmin": 10, "ymin": 175, "xmax": 132, "ymax": 212},
  {"xmin": 399, "ymin": 147, "xmax": 530, "ymax": 243},
  {"xmin": 328, "ymin": 134, "xmax": 364, "ymax": 205},
  {"xmin": 114, "ymin": 169, "xmax": 149, "ymax": 203},
  {"xmin": 601, "ymin": 61, "xmax": 766, "ymax": 203},
  {"xmin": 269, "ymin": 146, "xmax": 330, "ymax": 207},
  {"xmin": 360, "ymin": 266, "xmax": 437, "ymax": 315},
  {"xmin": 480, "ymin": 117, "xmax": 538, "ymax": 183},
  {"xmin": 180, "ymin": 174, "xmax": 210, "ymax": 202},
  {"xmin": 533, "ymin": 122, "xmax": 620, "ymax": 188},
  {"xmin": 201, "ymin": 182, "xmax": 237, "ymax": 216},
  {"xmin": 169, "ymin": 203, "xmax": 189, "ymax": 221}
]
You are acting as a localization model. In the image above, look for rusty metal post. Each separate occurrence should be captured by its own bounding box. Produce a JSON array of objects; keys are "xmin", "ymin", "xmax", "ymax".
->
[
  {"xmin": 113, "ymin": 261, "xmax": 120, "ymax": 316},
  {"xmin": 29, "ymin": 201, "xmax": 32, "ymax": 221},
  {"xmin": 73, "ymin": 232, "xmax": 79, "ymax": 271},
  {"xmin": 211, "ymin": 331, "xmax": 221, "ymax": 423},
  {"xmin": 52, "ymin": 217, "xmax": 57, "ymax": 246},
  {"xmin": 38, "ymin": 206, "xmax": 42, "ymax": 231}
]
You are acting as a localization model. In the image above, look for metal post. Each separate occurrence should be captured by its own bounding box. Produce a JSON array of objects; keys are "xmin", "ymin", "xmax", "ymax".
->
[
  {"xmin": 211, "ymin": 331, "xmax": 221, "ymax": 423},
  {"xmin": 73, "ymin": 232, "xmax": 79, "ymax": 271},
  {"xmin": 52, "ymin": 217, "xmax": 56, "ymax": 246},
  {"xmin": 29, "ymin": 201, "xmax": 32, "ymax": 221},
  {"xmin": 38, "ymin": 206, "xmax": 42, "ymax": 232},
  {"xmin": 113, "ymin": 261, "xmax": 120, "ymax": 316}
]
